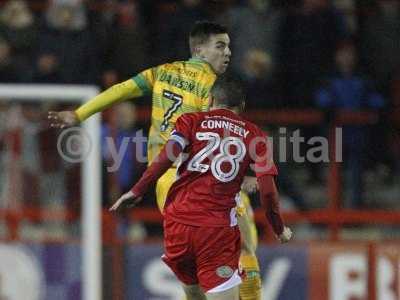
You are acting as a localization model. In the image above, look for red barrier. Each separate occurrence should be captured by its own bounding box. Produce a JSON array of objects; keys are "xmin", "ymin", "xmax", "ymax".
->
[{"xmin": 1, "ymin": 109, "xmax": 399, "ymax": 243}]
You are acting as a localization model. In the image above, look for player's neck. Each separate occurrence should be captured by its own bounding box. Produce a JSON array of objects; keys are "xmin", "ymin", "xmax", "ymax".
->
[
  {"xmin": 190, "ymin": 56, "xmax": 216, "ymax": 74},
  {"xmin": 211, "ymin": 105, "xmax": 238, "ymax": 113}
]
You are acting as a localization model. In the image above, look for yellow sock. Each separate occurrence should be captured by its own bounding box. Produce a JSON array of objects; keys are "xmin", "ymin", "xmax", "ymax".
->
[{"xmin": 239, "ymin": 254, "xmax": 262, "ymax": 300}]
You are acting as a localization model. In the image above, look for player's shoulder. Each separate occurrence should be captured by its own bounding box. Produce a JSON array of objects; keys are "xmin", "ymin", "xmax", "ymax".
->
[
  {"xmin": 143, "ymin": 59, "xmax": 195, "ymax": 73},
  {"xmin": 156, "ymin": 60, "xmax": 215, "ymax": 86},
  {"xmin": 151, "ymin": 60, "xmax": 180, "ymax": 73},
  {"xmin": 240, "ymin": 116, "xmax": 266, "ymax": 138},
  {"xmin": 177, "ymin": 111, "xmax": 207, "ymax": 124},
  {"xmin": 158, "ymin": 60, "xmax": 187, "ymax": 70}
]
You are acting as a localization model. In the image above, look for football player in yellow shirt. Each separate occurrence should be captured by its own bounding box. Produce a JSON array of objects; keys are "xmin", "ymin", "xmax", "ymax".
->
[{"xmin": 49, "ymin": 21, "xmax": 262, "ymax": 300}]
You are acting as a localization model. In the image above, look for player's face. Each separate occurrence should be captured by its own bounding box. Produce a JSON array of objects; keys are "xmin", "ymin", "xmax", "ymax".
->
[{"xmin": 199, "ymin": 33, "xmax": 231, "ymax": 75}]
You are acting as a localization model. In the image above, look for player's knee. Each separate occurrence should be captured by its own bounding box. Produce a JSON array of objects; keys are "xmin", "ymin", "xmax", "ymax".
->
[{"xmin": 182, "ymin": 284, "xmax": 206, "ymax": 300}]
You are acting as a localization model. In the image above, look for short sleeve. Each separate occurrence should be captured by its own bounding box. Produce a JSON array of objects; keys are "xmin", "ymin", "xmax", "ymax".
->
[
  {"xmin": 131, "ymin": 67, "xmax": 157, "ymax": 96},
  {"xmin": 169, "ymin": 114, "xmax": 193, "ymax": 149},
  {"xmin": 250, "ymin": 131, "xmax": 278, "ymax": 177}
]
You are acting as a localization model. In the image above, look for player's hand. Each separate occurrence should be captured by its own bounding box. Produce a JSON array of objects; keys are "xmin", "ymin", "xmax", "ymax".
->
[
  {"xmin": 277, "ymin": 226, "xmax": 292, "ymax": 243},
  {"xmin": 48, "ymin": 111, "xmax": 79, "ymax": 128},
  {"xmin": 241, "ymin": 176, "xmax": 258, "ymax": 194},
  {"xmin": 109, "ymin": 191, "xmax": 142, "ymax": 212}
]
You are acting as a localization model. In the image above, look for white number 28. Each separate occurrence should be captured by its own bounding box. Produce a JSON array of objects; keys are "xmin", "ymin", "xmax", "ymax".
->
[{"xmin": 187, "ymin": 132, "xmax": 246, "ymax": 182}]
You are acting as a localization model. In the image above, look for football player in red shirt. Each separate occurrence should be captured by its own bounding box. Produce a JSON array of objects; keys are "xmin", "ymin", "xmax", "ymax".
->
[{"xmin": 110, "ymin": 79, "xmax": 292, "ymax": 300}]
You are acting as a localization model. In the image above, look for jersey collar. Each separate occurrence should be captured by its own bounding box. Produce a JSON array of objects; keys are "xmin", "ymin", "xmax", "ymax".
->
[
  {"xmin": 212, "ymin": 107, "xmax": 236, "ymax": 115},
  {"xmin": 188, "ymin": 58, "xmax": 216, "ymax": 75}
]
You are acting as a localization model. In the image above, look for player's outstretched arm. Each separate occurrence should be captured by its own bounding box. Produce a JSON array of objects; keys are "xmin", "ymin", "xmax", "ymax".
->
[
  {"xmin": 258, "ymin": 174, "xmax": 292, "ymax": 243},
  {"xmin": 75, "ymin": 80, "xmax": 142, "ymax": 121},
  {"xmin": 48, "ymin": 79, "xmax": 143, "ymax": 127},
  {"xmin": 109, "ymin": 139, "xmax": 183, "ymax": 211}
]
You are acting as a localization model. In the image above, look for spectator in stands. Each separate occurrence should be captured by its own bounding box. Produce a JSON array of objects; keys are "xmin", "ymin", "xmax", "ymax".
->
[
  {"xmin": 278, "ymin": 0, "xmax": 348, "ymax": 107},
  {"xmin": 32, "ymin": 53, "xmax": 62, "ymax": 83},
  {"xmin": 101, "ymin": 101, "xmax": 147, "ymax": 239},
  {"xmin": 334, "ymin": 0, "xmax": 357, "ymax": 34},
  {"xmin": 275, "ymin": 162, "xmax": 309, "ymax": 210},
  {"xmin": 359, "ymin": 0, "xmax": 400, "ymax": 94},
  {"xmin": 0, "ymin": 0, "xmax": 37, "ymax": 76},
  {"xmin": 0, "ymin": 103, "xmax": 56, "ymax": 211},
  {"xmin": 104, "ymin": 0, "xmax": 149, "ymax": 80},
  {"xmin": 235, "ymin": 48, "xmax": 283, "ymax": 109},
  {"xmin": 101, "ymin": 69, "xmax": 119, "ymax": 90},
  {"xmin": 36, "ymin": 0, "xmax": 98, "ymax": 83},
  {"xmin": 21, "ymin": 104, "xmax": 64, "ymax": 208},
  {"xmin": 387, "ymin": 70, "xmax": 400, "ymax": 178},
  {"xmin": 0, "ymin": 104, "xmax": 24, "ymax": 210},
  {"xmin": 152, "ymin": 0, "xmax": 208, "ymax": 63},
  {"xmin": 0, "ymin": 37, "xmax": 23, "ymax": 82},
  {"xmin": 101, "ymin": 102, "xmax": 147, "ymax": 199},
  {"xmin": 220, "ymin": 0, "xmax": 283, "ymax": 75},
  {"xmin": 315, "ymin": 41, "xmax": 384, "ymax": 208}
]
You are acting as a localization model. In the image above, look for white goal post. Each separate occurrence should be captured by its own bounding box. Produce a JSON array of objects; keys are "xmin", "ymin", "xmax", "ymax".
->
[{"xmin": 0, "ymin": 84, "xmax": 102, "ymax": 300}]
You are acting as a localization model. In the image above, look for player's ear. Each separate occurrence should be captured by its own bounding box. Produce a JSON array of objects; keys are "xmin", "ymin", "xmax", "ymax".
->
[
  {"xmin": 196, "ymin": 44, "xmax": 207, "ymax": 59},
  {"xmin": 192, "ymin": 44, "xmax": 201, "ymax": 57}
]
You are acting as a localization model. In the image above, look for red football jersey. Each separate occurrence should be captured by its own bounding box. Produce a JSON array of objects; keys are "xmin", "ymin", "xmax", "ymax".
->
[{"xmin": 164, "ymin": 108, "xmax": 277, "ymax": 227}]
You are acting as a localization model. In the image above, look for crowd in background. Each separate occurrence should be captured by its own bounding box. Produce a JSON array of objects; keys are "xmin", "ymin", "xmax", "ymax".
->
[
  {"xmin": 1, "ymin": 0, "xmax": 400, "ymax": 104},
  {"xmin": 1, "ymin": 0, "xmax": 400, "ymax": 112},
  {"xmin": 0, "ymin": 0, "xmax": 400, "ymax": 229}
]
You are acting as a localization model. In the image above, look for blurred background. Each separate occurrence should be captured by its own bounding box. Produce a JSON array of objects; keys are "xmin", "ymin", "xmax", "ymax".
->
[{"xmin": 0, "ymin": 0, "xmax": 399, "ymax": 299}]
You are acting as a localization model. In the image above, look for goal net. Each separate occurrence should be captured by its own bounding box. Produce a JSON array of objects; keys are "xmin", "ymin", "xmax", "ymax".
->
[{"xmin": 0, "ymin": 84, "xmax": 101, "ymax": 300}]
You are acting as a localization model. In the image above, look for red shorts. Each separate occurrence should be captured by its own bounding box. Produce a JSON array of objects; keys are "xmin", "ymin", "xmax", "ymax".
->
[{"xmin": 162, "ymin": 218, "xmax": 241, "ymax": 292}]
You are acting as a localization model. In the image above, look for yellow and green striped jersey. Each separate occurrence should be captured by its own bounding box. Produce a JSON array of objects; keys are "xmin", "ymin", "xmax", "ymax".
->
[
  {"xmin": 132, "ymin": 58, "xmax": 217, "ymax": 162},
  {"xmin": 75, "ymin": 58, "xmax": 217, "ymax": 163}
]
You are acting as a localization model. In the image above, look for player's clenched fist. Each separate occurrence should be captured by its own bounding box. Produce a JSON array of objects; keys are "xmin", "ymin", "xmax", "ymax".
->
[
  {"xmin": 241, "ymin": 176, "xmax": 258, "ymax": 194},
  {"xmin": 48, "ymin": 111, "xmax": 79, "ymax": 128},
  {"xmin": 278, "ymin": 226, "xmax": 292, "ymax": 243},
  {"xmin": 109, "ymin": 191, "xmax": 142, "ymax": 212}
]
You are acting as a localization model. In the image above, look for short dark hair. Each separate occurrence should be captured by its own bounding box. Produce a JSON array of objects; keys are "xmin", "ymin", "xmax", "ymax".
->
[
  {"xmin": 211, "ymin": 78, "xmax": 245, "ymax": 110},
  {"xmin": 189, "ymin": 21, "xmax": 228, "ymax": 55}
]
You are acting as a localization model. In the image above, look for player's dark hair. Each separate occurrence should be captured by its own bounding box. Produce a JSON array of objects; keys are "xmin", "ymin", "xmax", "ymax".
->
[
  {"xmin": 189, "ymin": 21, "xmax": 228, "ymax": 55},
  {"xmin": 211, "ymin": 78, "xmax": 245, "ymax": 111}
]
